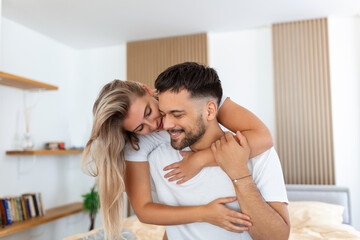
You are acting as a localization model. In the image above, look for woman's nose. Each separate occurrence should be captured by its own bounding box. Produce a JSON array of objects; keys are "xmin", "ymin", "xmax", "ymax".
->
[{"xmin": 145, "ymin": 119, "xmax": 158, "ymax": 132}]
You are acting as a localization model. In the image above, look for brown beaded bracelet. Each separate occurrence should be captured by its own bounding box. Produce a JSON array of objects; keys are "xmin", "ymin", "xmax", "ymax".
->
[{"xmin": 232, "ymin": 174, "xmax": 252, "ymax": 183}]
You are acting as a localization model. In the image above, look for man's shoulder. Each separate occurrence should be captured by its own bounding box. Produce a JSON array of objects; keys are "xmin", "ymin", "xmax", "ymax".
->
[
  {"xmin": 247, "ymin": 147, "xmax": 280, "ymax": 171},
  {"xmin": 250, "ymin": 147, "xmax": 278, "ymax": 161}
]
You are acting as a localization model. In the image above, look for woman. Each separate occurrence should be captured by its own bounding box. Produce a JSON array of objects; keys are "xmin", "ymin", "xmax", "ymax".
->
[{"xmin": 82, "ymin": 79, "xmax": 273, "ymax": 240}]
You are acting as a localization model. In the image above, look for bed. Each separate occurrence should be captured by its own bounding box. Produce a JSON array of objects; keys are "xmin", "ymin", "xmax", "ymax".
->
[
  {"xmin": 286, "ymin": 184, "xmax": 360, "ymax": 239},
  {"xmin": 65, "ymin": 184, "xmax": 360, "ymax": 240},
  {"xmin": 286, "ymin": 184, "xmax": 352, "ymax": 225}
]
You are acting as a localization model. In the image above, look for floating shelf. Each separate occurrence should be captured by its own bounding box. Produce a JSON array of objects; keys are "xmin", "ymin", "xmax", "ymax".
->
[
  {"xmin": 6, "ymin": 149, "xmax": 83, "ymax": 155},
  {"xmin": 0, "ymin": 71, "xmax": 58, "ymax": 90},
  {"xmin": 0, "ymin": 202, "xmax": 83, "ymax": 237}
]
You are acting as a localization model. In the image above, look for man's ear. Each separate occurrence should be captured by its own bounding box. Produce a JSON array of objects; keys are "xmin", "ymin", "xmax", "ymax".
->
[
  {"xmin": 141, "ymin": 84, "xmax": 154, "ymax": 96},
  {"xmin": 205, "ymin": 101, "xmax": 218, "ymax": 120}
]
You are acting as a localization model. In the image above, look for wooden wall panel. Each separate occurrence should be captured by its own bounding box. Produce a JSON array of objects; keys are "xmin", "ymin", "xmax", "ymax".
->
[
  {"xmin": 127, "ymin": 33, "xmax": 208, "ymax": 88},
  {"xmin": 272, "ymin": 18, "xmax": 335, "ymax": 185}
]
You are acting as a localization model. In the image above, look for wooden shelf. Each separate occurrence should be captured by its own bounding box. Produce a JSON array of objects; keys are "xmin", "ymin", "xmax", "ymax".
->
[
  {"xmin": 6, "ymin": 149, "xmax": 83, "ymax": 155},
  {"xmin": 0, "ymin": 71, "xmax": 58, "ymax": 90},
  {"xmin": 0, "ymin": 202, "xmax": 83, "ymax": 237}
]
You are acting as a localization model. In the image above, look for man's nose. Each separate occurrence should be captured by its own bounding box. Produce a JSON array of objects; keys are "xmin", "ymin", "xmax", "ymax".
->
[{"xmin": 162, "ymin": 115, "xmax": 175, "ymax": 130}]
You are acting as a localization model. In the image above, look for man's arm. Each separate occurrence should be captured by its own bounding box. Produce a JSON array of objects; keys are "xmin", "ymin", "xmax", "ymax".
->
[
  {"xmin": 211, "ymin": 132, "xmax": 290, "ymax": 240},
  {"xmin": 233, "ymin": 181, "xmax": 290, "ymax": 240}
]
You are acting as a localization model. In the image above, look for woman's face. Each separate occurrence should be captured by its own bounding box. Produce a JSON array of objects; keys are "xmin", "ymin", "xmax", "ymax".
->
[{"xmin": 123, "ymin": 93, "xmax": 163, "ymax": 135}]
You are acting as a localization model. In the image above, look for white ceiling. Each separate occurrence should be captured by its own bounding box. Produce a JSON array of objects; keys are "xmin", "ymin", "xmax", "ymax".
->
[{"xmin": 3, "ymin": 0, "xmax": 360, "ymax": 49}]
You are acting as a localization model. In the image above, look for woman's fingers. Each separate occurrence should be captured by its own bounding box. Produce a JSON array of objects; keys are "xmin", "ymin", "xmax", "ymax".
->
[
  {"xmin": 213, "ymin": 197, "xmax": 237, "ymax": 204},
  {"xmin": 168, "ymin": 173, "xmax": 184, "ymax": 182},
  {"xmin": 229, "ymin": 211, "xmax": 251, "ymax": 221},
  {"xmin": 223, "ymin": 221, "xmax": 249, "ymax": 233},
  {"xmin": 176, "ymin": 176, "xmax": 189, "ymax": 184},
  {"xmin": 163, "ymin": 162, "xmax": 179, "ymax": 171},
  {"xmin": 227, "ymin": 216, "xmax": 252, "ymax": 227},
  {"xmin": 164, "ymin": 169, "xmax": 180, "ymax": 178}
]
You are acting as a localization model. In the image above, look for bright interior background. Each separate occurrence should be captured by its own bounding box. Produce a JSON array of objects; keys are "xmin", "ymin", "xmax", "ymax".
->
[{"xmin": 0, "ymin": 0, "xmax": 359, "ymax": 239}]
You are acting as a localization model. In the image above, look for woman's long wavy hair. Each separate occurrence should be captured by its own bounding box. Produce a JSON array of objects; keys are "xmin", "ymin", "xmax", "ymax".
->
[{"xmin": 81, "ymin": 80, "xmax": 146, "ymax": 240}]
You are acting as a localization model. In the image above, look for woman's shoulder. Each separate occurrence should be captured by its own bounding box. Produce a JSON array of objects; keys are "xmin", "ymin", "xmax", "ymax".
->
[
  {"xmin": 124, "ymin": 131, "xmax": 170, "ymax": 162},
  {"xmin": 138, "ymin": 131, "xmax": 170, "ymax": 143}
]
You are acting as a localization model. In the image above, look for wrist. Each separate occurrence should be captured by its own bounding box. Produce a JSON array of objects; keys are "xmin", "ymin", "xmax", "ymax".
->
[
  {"xmin": 195, "ymin": 150, "xmax": 214, "ymax": 168},
  {"xmin": 232, "ymin": 174, "xmax": 252, "ymax": 183},
  {"xmin": 233, "ymin": 174, "xmax": 253, "ymax": 188},
  {"xmin": 196, "ymin": 205, "xmax": 207, "ymax": 223},
  {"xmin": 228, "ymin": 168, "xmax": 250, "ymax": 181}
]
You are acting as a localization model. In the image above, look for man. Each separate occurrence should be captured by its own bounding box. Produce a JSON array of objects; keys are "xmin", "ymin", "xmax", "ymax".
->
[{"xmin": 149, "ymin": 62, "xmax": 290, "ymax": 239}]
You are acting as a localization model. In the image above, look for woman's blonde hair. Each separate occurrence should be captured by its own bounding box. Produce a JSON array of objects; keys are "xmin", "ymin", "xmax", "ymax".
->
[{"xmin": 81, "ymin": 80, "xmax": 146, "ymax": 239}]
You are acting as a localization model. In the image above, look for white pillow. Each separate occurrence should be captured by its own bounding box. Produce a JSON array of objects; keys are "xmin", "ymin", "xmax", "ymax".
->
[{"xmin": 288, "ymin": 201, "xmax": 344, "ymax": 228}]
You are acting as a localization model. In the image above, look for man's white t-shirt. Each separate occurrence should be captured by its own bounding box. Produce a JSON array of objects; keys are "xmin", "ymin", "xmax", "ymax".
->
[{"xmin": 125, "ymin": 130, "xmax": 288, "ymax": 240}]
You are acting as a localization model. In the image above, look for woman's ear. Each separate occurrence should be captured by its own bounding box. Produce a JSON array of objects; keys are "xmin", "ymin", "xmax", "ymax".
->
[
  {"xmin": 206, "ymin": 101, "xmax": 218, "ymax": 121},
  {"xmin": 141, "ymin": 85, "xmax": 154, "ymax": 96}
]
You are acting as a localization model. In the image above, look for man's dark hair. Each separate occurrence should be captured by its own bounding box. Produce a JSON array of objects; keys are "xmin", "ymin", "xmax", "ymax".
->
[{"xmin": 154, "ymin": 62, "xmax": 223, "ymax": 106}]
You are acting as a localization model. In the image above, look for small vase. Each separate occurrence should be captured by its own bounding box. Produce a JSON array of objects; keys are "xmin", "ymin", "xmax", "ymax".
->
[{"xmin": 22, "ymin": 132, "xmax": 34, "ymax": 150}]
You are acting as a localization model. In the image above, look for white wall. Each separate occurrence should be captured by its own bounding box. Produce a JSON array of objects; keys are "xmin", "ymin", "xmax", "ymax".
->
[
  {"xmin": 328, "ymin": 16, "xmax": 360, "ymax": 230},
  {"xmin": 208, "ymin": 27, "xmax": 275, "ymax": 138},
  {"xmin": 67, "ymin": 44, "xmax": 126, "ymax": 148},
  {"xmin": 0, "ymin": 17, "xmax": 126, "ymax": 239}
]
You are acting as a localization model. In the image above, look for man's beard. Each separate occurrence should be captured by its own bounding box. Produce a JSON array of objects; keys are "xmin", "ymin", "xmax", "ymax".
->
[{"xmin": 170, "ymin": 116, "xmax": 206, "ymax": 150}]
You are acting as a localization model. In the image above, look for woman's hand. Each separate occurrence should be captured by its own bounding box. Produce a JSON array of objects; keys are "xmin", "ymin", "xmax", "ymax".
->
[
  {"xmin": 163, "ymin": 151, "xmax": 206, "ymax": 184},
  {"xmin": 202, "ymin": 197, "xmax": 252, "ymax": 233}
]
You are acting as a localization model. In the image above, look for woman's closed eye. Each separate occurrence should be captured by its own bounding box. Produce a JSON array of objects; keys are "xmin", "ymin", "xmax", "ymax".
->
[
  {"xmin": 135, "ymin": 125, "xmax": 144, "ymax": 133},
  {"xmin": 146, "ymin": 108, "xmax": 152, "ymax": 118}
]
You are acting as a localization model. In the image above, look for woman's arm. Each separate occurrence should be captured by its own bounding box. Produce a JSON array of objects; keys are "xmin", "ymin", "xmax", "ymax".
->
[
  {"xmin": 124, "ymin": 161, "xmax": 251, "ymax": 232},
  {"xmin": 217, "ymin": 98, "xmax": 273, "ymax": 158}
]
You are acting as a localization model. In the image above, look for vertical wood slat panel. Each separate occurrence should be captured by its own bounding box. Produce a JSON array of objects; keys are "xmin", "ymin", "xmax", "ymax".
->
[
  {"xmin": 272, "ymin": 18, "xmax": 335, "ymax": 185},
  {"xmin": 127, "ymin": 33, "xmax": 208, "ymax": 88}
]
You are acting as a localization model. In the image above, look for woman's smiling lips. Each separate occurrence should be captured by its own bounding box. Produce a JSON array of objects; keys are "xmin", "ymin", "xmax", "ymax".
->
[{"xmin": 156, "ymin": 119, "xmax": 163, "ymax": 131}]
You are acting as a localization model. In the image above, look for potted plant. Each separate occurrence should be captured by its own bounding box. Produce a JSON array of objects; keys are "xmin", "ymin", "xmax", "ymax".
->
[{"xmin": 82, "ymin": 184, "xmax": 100, "ymax": 230}]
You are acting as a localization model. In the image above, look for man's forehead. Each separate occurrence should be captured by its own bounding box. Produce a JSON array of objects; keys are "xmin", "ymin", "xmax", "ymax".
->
[
  {"xmin": 158, "ymin": 90, "xmax": 187, "ymax": 112},
  {"xmin": 158, "ymin": 90, "xmax": 207, "ymax": 113}
]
